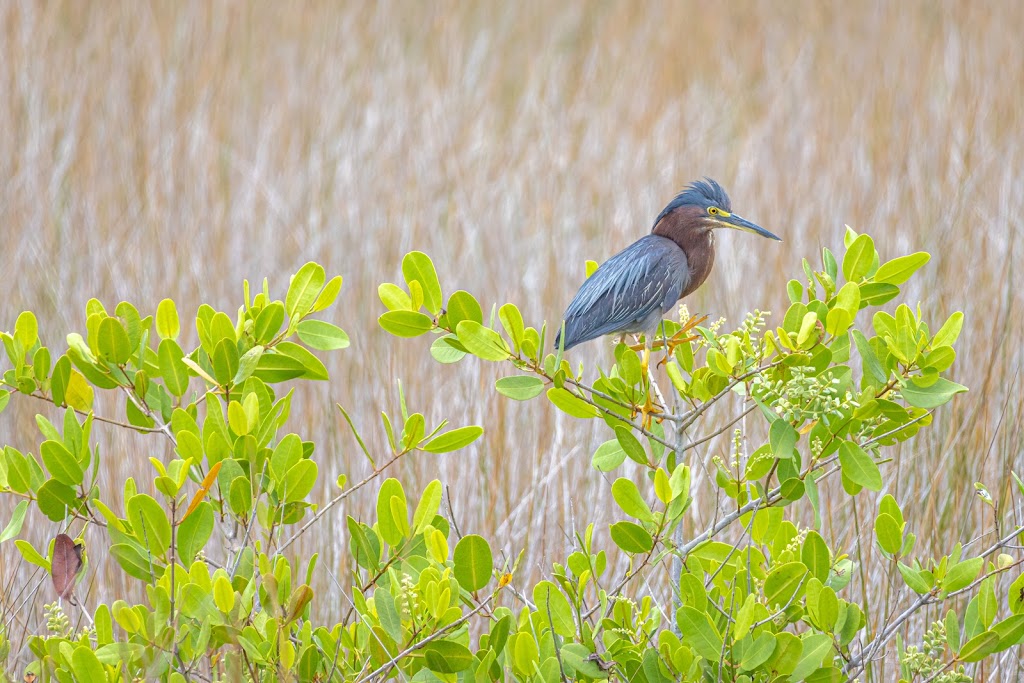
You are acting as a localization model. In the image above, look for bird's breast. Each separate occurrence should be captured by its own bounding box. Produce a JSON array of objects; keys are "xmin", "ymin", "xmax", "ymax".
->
[{"xmin": 680, "ymin": 231, "xmax": 715, "ymax": 299}]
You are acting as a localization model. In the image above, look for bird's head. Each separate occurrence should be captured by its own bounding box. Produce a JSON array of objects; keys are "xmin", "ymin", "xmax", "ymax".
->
[{"xmin": 652, "ymin": 178, "xmax": 780, "ymax": 242}]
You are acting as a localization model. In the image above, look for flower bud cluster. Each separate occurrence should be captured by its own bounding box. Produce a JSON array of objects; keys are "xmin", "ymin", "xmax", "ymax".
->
[
  {"xmin": 901, "ymin": 621, "xmax": 971, "ymax": 683},
  {"xmin": 752, "ymin": 366, "xmax": 859, "ymax": 423}
]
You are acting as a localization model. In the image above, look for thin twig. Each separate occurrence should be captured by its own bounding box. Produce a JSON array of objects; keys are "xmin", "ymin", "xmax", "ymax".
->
[
  {"xmin": 844, "ymin": 525, "xmax": 1024, "ymax": 678},
  {"xmin": 277, "ymin": 450, "xmax": 408, "ymax": 554},
  {"xmin": 355, "ymin": 592, "xmax": 499, "ymax": 683}
]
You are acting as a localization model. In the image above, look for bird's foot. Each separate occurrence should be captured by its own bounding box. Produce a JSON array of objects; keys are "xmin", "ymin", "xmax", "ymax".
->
[
  {"xmin": 637, "ymin": 395, "xmax": 664, "ymax": 429},
  {"xmin": 627, "ymin": 315, "xmax": 710, "ymax": 357}
]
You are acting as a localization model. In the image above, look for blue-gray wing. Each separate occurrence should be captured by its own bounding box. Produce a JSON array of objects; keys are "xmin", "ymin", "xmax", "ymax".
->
[{"xmin": 556, "ymin": 235, "xmax": 690, "ymax": 350}]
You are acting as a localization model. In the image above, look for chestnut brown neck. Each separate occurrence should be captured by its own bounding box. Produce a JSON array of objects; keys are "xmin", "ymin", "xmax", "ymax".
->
[{"xmin": 652, "ymin": 205, "xmax": 716, "ymax": 298}]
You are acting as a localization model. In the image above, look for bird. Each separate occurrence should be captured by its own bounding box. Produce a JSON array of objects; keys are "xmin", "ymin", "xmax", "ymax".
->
[{"xmin": 555, "ymin": 178, "xmax": 780, "ymax": 422}]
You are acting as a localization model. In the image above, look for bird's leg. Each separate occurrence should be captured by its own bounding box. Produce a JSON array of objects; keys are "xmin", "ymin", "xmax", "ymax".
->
[
  {"xmin": 640, "ymin": 337, "xmax": 659, "ymax": 429},
  {"xmin": 658, "ymin": 314, "xmax": 710, "ymax": 367},
  {"xmin": 628, "ymin": 315, "xmax": 709, "ymax": 361}
]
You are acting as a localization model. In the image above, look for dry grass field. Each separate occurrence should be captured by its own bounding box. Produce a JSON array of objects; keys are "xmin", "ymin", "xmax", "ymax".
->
[{"xmin": 1, "ymin": 0, "xmax": 1023, "ymax": 677}]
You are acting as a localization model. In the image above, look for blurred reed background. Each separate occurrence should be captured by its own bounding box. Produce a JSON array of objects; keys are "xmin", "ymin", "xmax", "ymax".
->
[{"xmin": 1, "ymin": 0, "xmax": 1022, "ymax": 673}]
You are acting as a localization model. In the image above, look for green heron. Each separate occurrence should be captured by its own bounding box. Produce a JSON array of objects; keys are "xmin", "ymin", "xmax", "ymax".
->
[{"xmin": 555, "ymin": 178, "xmax": 780, "ymax": 421}]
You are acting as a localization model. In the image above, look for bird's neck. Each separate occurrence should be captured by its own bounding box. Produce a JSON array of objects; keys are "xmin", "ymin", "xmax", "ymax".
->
[{"xmin": 653, "ymin": 215, "xmax": 716, "ymax": 298}]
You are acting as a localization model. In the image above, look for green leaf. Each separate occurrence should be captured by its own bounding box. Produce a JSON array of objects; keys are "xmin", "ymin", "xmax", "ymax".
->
[
  {"xmin": 424, "ymin": 640, "xmax": 475, "ymax": 674},
  {"xmin": 591, "ymin": 440, "xmax": 626, "ymax": 472},
  {"xmin": 780, "ymin": 477, "xmax": 805, "ymax": 501},
  {"xmin": 286, "ymin": 262, "xmax": 326, "ymax": 319},
  {"xmin": 228, "ymin": 401, "xmax": 250, "ymax": 436},
  {"xmin": 787, "ymin": 279, "xmax": 804, "ymax": 304},
  {"xmin": 252, "ymin": 351, "xmax": 307, "ymax": 383},
  {"xmin": 0, "ymin": 500, "xmax": 29, "ymax": 543},
  {"xmin": 378, "ymin": 283, "xmax": 412, "ymax": 311},
  {"xmin": 32, "ymin": 346, "xmax": 50, "ymax": 382},
  {"xmin": 922, "ymin": 345, "xmax": 956, "ymax": 372},
  {"xmin": 859, "ymin": 282, "xmax": 900, "ymax": 306},
  {"xmin": 615, "ymin": 426, "xmax": 647, "ymax": 465},
  {"xmin": 234, "ymin": 345, "xmax": 264, "ymax": 384},
  {"xmin": 213, "ymin": 575, "xmax": 235, "ymax": 613},
  {"xmin": 943, "ymin": 557, "xmax": 983, "ymax": 594},
  {"xmin": 801, "ymin": 531, "xmax": 830, "ymax": 582},
  {"xmin": 739, "ymin": 632, "xmax": 776, "ymax": 672},
  {"xmin": 156, "ymin": 299, "xmax": 180, "ymax": 340},
  {"xmin": 498, "ymin": 304, "xmax": 526, "ymax": 353},
  {"xmin": 979, "ymin": 577, "xmax": 998, "ymax": 629},
  {"xmin": 455, "ymin": 320, "xmax": 510, "ymax": 361},
  {"xmin": 764, "ymin": 562, "xmax": 808, "ymax": 608},
  {"xmin": 14, "ymin": 311, "xmax": 38, "ymax": 350},
  {"xmin": 902, "ymin": 377, "xmax": 968, "ymax": 409},
  {"xmin": 110, "ymin": 542, "xmax": 154, "ymax": 581},
  {"xmin": 842, "ymin": 233, "xmax": 875, "ymax": 282},
  {"xmin": 254, "ymin": 302, "xmax": 286, "ymax": 343},
  {"xmin": 838, "ymin": 441, "xmax": 882, "ymax": 491},
  {"xmin": 375, "ymin": 588, "xmax": 402, "ymax": 643},
  {"xmin": 815, "ymin": 586, "xmax": 839, "ymax": 632},
  {"xmin": 453, "ymin": 534, "xmax": 492, "ymax": 591},
  {"xmin": 533, "ymin": 580, "xmax": 575, "ymax": 636},
  {"xmin": 229, "ymin": 477, "xmax": 252, "ymax": 516},
  {"xmin": 126, "ymin": 493, "xmax": 172, "ymax": 558},
  {"xmin": 401, "ymin": 413, "xmax": 425, "ymax": 450},
  {"xmin": 270, "ymin": 433, "xmax": 303, "ymax": 480},
  {"xmin": 283, "ymin": 460, "xmax": 317, "ymax": 504},
  {"xmin": 402, "ymin": 252, "xmax": 442, "ymax": 315},
  {"xmin": 36, "ymin": 480, "xmax": 77, "ymax": 521},
  {"xmin": 423, "ymin": 425, "xmax": 484, "ymax": 453},
  {"xmin": 312, "ymin": 275, "xmax": 343, "ymax": 312},
  {"xmin": 898, "ymin": 562, "xmax": 932, "ymax": 594},
  {"xmin": 413, "ymin": 480, "xmax": 442, "ymax": 533},
  {"xmin": 376, "ymin": 479, "xmax": 407, "ymax": 546},
  {"xmin": 1010, "ymin": 573, "xmax": 1024, "ymax": 614},
  {"xmin": 770, "ymin": 630, "xmax": 802, "ymax": 679},
  {"xmin": 430, "ymin": 335, "xmax": 467, "ymax": 364},
  {"xmin": 211, "ymin": 338, "xmax": 240, "ymax": 386},
  {"xmin": 852, "ymin": 329, "xmax": 886, "ymax": 384},
  {"xmin": 378, "ymin": 310, "xmax": 434, "ymax": 338},
  {"xmin": 874, "ymin": 252, "xmax": 930, "ymax": 285},
  {"xmin": 178, "ymin": 501, "xmax": 214, "ymax": 565},
  {"xmin": 495, "ymin": 375, "xmax": 545, "ymax": 401},
  {"xmin": 97, "ymin": 316, "xmax": 132, "ymax": 364},
  {"xmin": 946, "ymin": 609, "xmax": 961, "ymax": 653},
  {"xmin": 158, "ymin": 339, "xmax": 189, "ymax": 397},
  {"xmin": 992, "ymin": 614, "xmax": 1024, "ymax": 652},
  {"xmin": 40, "ymin": 439, "xmax": 84, "ymax": 487},
  {"xmin": 611, "ymin": 478, "xmax": 654, "ymax": 523},
  {"xmin": 677, "ymin": 606, "xmax": 723, "ymax": 661},
  {"xmin": 547, "ymin": 387, "xmax": 599, "ymax": 418},
  {"xmin": 874, "ymin": 513, "xmax": 903, "ymax": 555},
  {"xmin": 296, "ymin": 320, "xmax": 350, "ymax": 350},
  {"xmin": 445, "ymin": 290, "xmax": 483, "ymax": 327},
  {"xmin": 50, "ymin": 355, "xmax": 71, "ymax": 406},
  {"xmin": 790, "ymin": 634, "xmax": 834, "ymax": 680},
  {"xmin": 959, "ymin": 631, "xmax": 999, "ymax": 663},
  {"xmin": 933, "ymin": 311, "xmax": 964, "ymax": 348},
  {"xmin": 71, "ymin": 645, "xmax": 106, "ymax": 682},
  {"xmin": 797, "ymin": 311, "xmax": 818, "ymax": 346},
  {"xmin": 276, "ymin": 341, "xmax": 329, "ymax": 380},
  {"xmin": 16, "ymin": 539, "xmax": 49, "ymax": 571},
  {"xmin": 826, "ymin": 282, "xmax": 861, "ymax": 336},
  {"xmin": 825, "ymin": 307, "xmax": 853, "ymax": 338},
  {"xmin": 770, "ymin": 419, "xmax": 798, "ymax": 459},
  {"xmin": 609, "ymin": 521, "xmax": 653, "ymax": 554}
]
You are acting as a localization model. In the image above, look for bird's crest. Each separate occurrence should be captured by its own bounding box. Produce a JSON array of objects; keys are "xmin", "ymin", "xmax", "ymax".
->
[{"xmin": 652, "ymin": 178, "xmax": 731, "ymax": 230}]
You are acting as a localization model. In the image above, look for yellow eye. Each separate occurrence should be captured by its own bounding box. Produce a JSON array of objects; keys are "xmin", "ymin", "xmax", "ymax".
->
[{"xmin": 708, "ymin": 206, "xmax": 719, "ymax": 215}]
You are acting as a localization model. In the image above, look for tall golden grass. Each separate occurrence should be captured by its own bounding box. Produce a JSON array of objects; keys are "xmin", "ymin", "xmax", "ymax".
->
[{"xmin": 1, "ymin": 0, "xmax": 1022, "ymax": 675}]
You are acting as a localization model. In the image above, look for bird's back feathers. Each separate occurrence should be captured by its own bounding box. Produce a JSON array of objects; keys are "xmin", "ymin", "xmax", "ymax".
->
[{"xmin": 556, "ymin": 235, "xmax": 689, "ymax": 350}]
